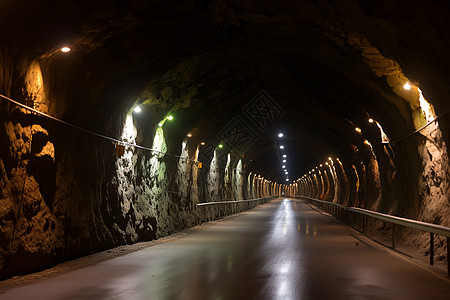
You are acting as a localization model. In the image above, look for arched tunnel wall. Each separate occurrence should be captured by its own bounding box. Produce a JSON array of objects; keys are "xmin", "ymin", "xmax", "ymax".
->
[
  {"xmin": 0, "ymin": 51, "xmax": 276, "ymax": 278},
  {"xmin": 1, "ymin": 0, "xmax": 450, "ymax": 281}
]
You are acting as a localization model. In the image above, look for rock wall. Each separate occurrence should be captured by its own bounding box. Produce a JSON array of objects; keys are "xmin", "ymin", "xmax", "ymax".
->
[{"xmin": 0, "ymin": 54, "xmax": 276, "ymax": 280}]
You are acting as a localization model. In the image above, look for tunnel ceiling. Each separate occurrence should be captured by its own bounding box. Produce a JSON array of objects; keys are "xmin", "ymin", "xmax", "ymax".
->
[{"xmin": 2, "ymin": 0, "xmax": 450, "ymax": 183}]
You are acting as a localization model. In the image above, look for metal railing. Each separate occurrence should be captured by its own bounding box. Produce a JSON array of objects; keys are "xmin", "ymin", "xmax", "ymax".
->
[
  {"xmin": 196, "ymin": 196, "xmax": 277, "ymax": 222},
  {"xmin": 289, "ymin": 195, "xmax": 450, "ymax": 276}
]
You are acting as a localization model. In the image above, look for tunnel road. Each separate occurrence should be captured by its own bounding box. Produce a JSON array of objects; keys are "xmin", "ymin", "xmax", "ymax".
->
[{"xmin": 1, "ymin": 198, "xmax": 449, "ymax": 299}]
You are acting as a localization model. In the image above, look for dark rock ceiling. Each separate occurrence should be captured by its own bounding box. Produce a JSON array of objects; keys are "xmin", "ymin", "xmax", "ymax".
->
[{"xmin": 1, "ymin": 0, "xmax": 450, "ymax": 183}]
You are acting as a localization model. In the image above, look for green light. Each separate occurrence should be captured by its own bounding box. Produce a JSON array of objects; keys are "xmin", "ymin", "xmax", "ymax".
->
[
  {"xmin": 167, "ymin": 115, "xmax": 174, "ymax": 120},
  {"xmin": 158, "ymin": 122, "xmax": 163, "ymax": 127},
  {"xmin": 218, "ymin": 144, "xmax": 223, "ymax": 148}
]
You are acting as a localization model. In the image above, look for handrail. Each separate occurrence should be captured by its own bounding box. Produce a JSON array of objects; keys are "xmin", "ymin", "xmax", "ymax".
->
[
  {"xmin": 291, "ymin": 195, "xmax": 450, "ymax": 276},
  {"xmin": 197, "ymin": 196, "xmax": 276, "ymax": 207},
  {"xmin": 347, "ymin": 207, "xmax": 450, "ymax": 238},
  {"xmin": 296, "ymin": 195, "xmax": 450, "ymax": 237}
]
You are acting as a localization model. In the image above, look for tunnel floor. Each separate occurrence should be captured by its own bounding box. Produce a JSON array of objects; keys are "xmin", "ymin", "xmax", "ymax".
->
[{"xmin": 1, "ymin": 198, "xmax": 449, "ymax": 300}]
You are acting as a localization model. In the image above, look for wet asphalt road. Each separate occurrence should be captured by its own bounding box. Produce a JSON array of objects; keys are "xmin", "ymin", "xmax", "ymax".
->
[{"xmin": 1, "ymin": 198, "xmax": 449, "ymax": 299}]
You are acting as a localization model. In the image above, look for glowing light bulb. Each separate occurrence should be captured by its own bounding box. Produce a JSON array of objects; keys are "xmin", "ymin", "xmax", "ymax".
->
[
  {"xmin": 368, "ymin": 118, "xmax": 374, "ymax": 123},
  {"xmin": 133, "ymin": 106, "xmax": 142, "ymax": 113},
  {"xmin": 328, "ymin": 157, "xmax": 332, "ymax": 161},
  {"xmin": 158, "ymin": 122, "xmax": 163, "ymax": 127},
  {"xmin": 280, "ymin": 145, "xmax": 284, "ymax": 149},
  {"xmin": 187, "ymin": 133, "xmax": 192, "ymax": 137},
  {"xmin": 282, "ymin": 165, "xmax": 286, "ymax": 168},
  {"xmin": 403, "ymin": 83, "xmax": 411, "ymax": 90},
  {"xmin": 61, "ymin": 47, "xmax": 71, "ymax": 53},
  {"xmin": 200, "ymin": 142, "xmax": 205, "ymax": 145},
  {"xmin": 283, "ymin": 155, "xmax": 287, "ymax": 158},
  {"xmin": 167, "ymin": 115, "xmax": 174, "ymax": 120},
  {"xmin": 278, "ymin": 133, "xmax": 284, "ymax": 138},
  {"xmin": 355, "ymin": 127, "xmax": 362, "ymax": 133},
  {"xmin": 282, "ymin": 159, "xmax": 286, "ymax": 163},
  {"xmin": 218, "ymin": 144, "xmax": 223, "ymax": 148}
]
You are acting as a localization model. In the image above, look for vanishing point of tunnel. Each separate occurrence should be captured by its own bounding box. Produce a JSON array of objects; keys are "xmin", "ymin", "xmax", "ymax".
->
[{"xmin": 1, "ymin": 0, "xmax": 450, "ymax": 298}]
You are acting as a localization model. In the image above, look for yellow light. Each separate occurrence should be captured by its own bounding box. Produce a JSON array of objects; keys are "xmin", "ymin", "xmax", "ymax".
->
[
  {"xmin": 328, "ymin": 157, "xmax": 332, "ymax": 161},
  {"xmin": 187, "ymin": 133, "xmax": 192, "ymax": 137},
  {"xmin": 403, "ymin": 82, "xmax": 411, "ymax": 90},
  {"xmin": 218, "ymin": 144, "xmax": 223, "ymax": 148},
  {"xmin": 200, "ymin": 142, "xmax": 205, "ymax": 145},
  {"xmin": 368, "ymin": 118, "xmax": 374, "ymax": 123},
  {"xmin": 320, "ymin": 164, "xmax": 323, "ymax": 167},
  {"xmin": 325, "ymin": 162, "xmax": 329, "ymax": 166},
  {"xmin": 61, "ymin": 47, "xmax": 71, "ymax": 53},
  {"xmin": 355, "ymin": 127, "xmax": 362, "ymax": 133}
]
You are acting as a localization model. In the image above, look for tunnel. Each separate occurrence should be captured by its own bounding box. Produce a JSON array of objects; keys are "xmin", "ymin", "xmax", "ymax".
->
[{"xmin": 0, "ymin": 0, "xmax": 450, "ymax": 291}]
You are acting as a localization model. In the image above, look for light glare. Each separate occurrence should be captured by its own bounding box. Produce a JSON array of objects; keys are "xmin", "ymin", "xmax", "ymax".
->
[
  {"xmin": 279, "ymin": 145, "xmax": 284, "ymax": 149},
  {"xmin": 61, "ymin": 47, "xmax": 71, "ymax": 53},
  {"xmin": 133, "ymin": 106, "xmax": 142, "ymax": 113},
  {"xmin": 403, "ymin": 82, "xmax": 411, "ymax": 90},
  {"xmin": 278, "ymin": 133, "xmax": 284, "ymax": 138}
]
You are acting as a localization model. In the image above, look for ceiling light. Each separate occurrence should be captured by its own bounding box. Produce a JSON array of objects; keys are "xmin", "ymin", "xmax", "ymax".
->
[
  {"xmin": 283, "ymin": 155, "xmax": 287, "ymax": 158},
  {"xmin": 133, "ymin": 106, "xmax": 142, "ymax": 113},
  {"xmin": 286, "ymin": 179, "xmax": 289, "ymax": 181},
  {"xmin": 403, "ymin": 82, "xmax": 411, "ymax": 90},
  {"xmin": 282, "ymin": 159, "xmax": 286, "ymax": 163},
  {"xmin": 278, "ymin": 133, "xmax": 284, "ymax": 138},
  {"xmin": 61, "ymin": 47, "xmax": 71, "ymax": 53},
  {"xmin": 282, "ymin": 165, "xmax": 286, "ymax": 168},
  {"xmin": 279, "ymin": 145, "xmax": 284, "ymax": 149}
]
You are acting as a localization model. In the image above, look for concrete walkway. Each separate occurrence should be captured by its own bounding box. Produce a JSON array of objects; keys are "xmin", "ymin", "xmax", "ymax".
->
[{"xmin": 0, "ymin": 198, "xmax": 449, "ymax": 299}]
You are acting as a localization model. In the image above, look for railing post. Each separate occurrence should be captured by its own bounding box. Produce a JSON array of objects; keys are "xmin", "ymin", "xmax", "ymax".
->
[
  {"xmin": 430, "ymin": 232, "xmax": 434, "ymax": 265},
  {"xmin": 363, "ymin": 215, "xmax": 366, "ymax": 233},
  {"xmin": 447, "ymin": 237, "xmax": 450, "ymax": 277},
  {"xmin": 392, "ymin": 223, "xmax": 395, "ymax": 249}
]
